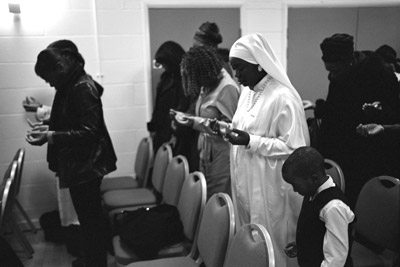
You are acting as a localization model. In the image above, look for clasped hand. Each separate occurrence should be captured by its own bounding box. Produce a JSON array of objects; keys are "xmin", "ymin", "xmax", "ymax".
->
[
  {"xmin": 356, "ymin": 123, "xmax": 384, "ymax": 137},
  {"xmin": 284, "ymin": 242, "xmax": 297, "ymax": 258},
  {"xmin": 223, "ymin": 128, "xmax": 250, "ymax": 146},
  {"xmin": 26, "ymin": 125, "xmax": 49, "ymax": 146},
  {"xmin": 170, "ymin": 109, "xmax": 194, "ymax": 127},
  {"xmin": 22, "ymin": 96, "xmax": 42, "ymax": 112}
]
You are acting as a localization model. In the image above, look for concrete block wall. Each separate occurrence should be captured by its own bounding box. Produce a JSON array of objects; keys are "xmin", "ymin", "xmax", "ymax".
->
[{"xmin": 0, "ymin": 0, "xmax": 392, "ymax": 224}]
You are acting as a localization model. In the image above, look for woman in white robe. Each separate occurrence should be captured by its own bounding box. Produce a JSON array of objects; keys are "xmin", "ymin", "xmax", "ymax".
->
[{"xmin": 226, "ymin": 33, "xmax": 310, "ymax": 267}]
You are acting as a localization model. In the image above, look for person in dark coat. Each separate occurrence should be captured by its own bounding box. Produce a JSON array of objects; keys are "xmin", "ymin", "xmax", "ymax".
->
[
  {"xmin": 317, "ymin": 33, "xmax": 400, "ymax": 208},
  {"xmin": 26, "ymin": 43, "xmax": 117, "ymax": 267},
  {"xmin": 147, "ymin": 41, "xmax": 186, "ymax": 154}
]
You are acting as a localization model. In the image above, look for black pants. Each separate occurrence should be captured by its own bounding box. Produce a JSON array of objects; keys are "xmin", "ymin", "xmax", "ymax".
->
[{"xmin": 69, "ymin": 178, "xmax": 107, "ymax": 267}]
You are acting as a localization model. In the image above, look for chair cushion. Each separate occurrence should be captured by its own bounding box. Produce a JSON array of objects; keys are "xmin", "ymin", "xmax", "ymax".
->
[
  {"xmin": 103, "ymin": 188, "xmax": 156, "ymax": 210},
  {"xmin": 126, "ymin": 256, "xmax": 197, "ymax": 267},
  {"xmin": 101, "ymin": 176, "xmax": 139, "ymax": 193},
  {"xmin": 113, "ymin": 235, "xmax": 141, "ymax": 266},
  {"xmin": 351, "ymin": 241, "xmax": 385, "ymax": 267}
]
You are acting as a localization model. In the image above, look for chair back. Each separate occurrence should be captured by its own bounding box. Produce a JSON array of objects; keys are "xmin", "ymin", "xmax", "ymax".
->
[
  {"xmin": 223, "ymin": 223, "xmax": 275, "ymax": 267},
  {"xmin": 354, "ymin": 176, "xmax": 400, "ymax": 251},
  {"xmin": 151, "ymin": 143, "xmax": 173, "ymax": 193},
  {"xmin": 324, "ymin": 158, "xmax": 345, "ymax": 192},
  {"xmin": 196, "ymin": 193, "xmax": 235, "ymax": 267},
  {"xmin": 0, "ymin": 161, "xmax": 18, "ymax": 230},
  {"xmin": 13, "ymin": 148, "xmax": 25, "ymax": 196},
  {"xmin": 177, "ymin": 171, "xmax": 207, "ymax": 242},
  {"xmin": 162, "ymin": 155, "xmax": 189, "ymax": 206},
  {"xmin": 134, "ymin": 137, "xmax": 154, "ymax": 188}
]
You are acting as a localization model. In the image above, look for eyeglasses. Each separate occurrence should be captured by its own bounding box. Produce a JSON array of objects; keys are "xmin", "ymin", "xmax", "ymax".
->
[{"xmin": 152, "ymin": 59, "xmax": 163, "ymax": 69}]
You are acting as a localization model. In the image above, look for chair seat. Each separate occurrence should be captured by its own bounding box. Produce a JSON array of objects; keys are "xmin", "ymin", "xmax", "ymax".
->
[
  {"xmin": 351, "ymin": 241, "xmax": 385, "ymax": 267},
  {"xmin": 113, "ymin": 236, "xmax": 141, "ymax": 266},
  {"xmin": 113, "ymin": 235, "xmax": 191, "ymax": 266},
  {"xmin": 101, "ymin": 176, "xmax": 139, "ymax": 193},
  {"xmin": 103, "ymin": 188, "xmax": 156, "ymax": 210},
  {"xmin": 126, "ymin": 256, "xmax": 197, "ymax": 267}
]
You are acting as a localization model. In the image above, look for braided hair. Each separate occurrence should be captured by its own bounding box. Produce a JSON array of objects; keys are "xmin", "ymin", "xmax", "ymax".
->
[{"xmin": 180, "ymin": 46, "xmax": 223, "ymax": 98}]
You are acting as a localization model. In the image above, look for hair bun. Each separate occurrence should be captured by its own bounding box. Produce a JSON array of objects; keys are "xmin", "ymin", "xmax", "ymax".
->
[{"xmin": 194, "ymin": 21, "xmax": 223, "ymax": 47}]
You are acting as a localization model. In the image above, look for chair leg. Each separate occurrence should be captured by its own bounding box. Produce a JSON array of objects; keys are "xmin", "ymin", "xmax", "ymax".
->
[
  {"xmin": 14, "ymin": 199, "xmax": 38, "ymax": 233},
  {"xmin": 8, "ymin": 217, "xmax": 34, "ymax": 258}
]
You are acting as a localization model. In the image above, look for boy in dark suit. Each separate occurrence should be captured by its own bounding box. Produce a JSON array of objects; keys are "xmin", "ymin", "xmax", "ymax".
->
[{"xmin": 282, "ymin": 146, "xmax": 355, "ymax": 267}]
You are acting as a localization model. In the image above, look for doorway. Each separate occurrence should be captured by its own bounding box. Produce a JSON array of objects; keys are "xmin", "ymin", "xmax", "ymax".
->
[{"xmin": 148, "ymin": 8, "xmax": 241, "ymax": 104}]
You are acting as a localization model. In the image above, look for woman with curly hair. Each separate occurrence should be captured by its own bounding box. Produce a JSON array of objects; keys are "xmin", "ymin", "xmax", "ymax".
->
[{"xmin": 173, "ymin": 46, "xmax": 240, "ymax": 199}]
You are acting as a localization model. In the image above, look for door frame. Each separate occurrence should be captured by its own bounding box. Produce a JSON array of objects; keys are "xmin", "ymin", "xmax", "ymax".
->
[{"xmin": 143, "ymin": 1, "xmax": 245, "ymax": 113}]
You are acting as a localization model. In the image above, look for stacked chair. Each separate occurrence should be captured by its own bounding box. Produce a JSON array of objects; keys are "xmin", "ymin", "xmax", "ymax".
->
[
  {"xmin": 103, "ymin": 143, "xmax": 173, "ymax": 216},
  {"xmin": 101, "ymin": 137, "xmax": 154, "ymax": 193},
  {"xmin": 113, "ymin": 171, "xmax": 206, "ymax": 266},
  {"xmin": 351, "ymin": 176, "xmax": 400, "ymax": 267},
  {"xmin": 0, "ymin": 157, "xmax": 33, "ymax": 258},
  {"xmin": 12, "ymin": 148, "xmax": 37, "ymax": 233}
]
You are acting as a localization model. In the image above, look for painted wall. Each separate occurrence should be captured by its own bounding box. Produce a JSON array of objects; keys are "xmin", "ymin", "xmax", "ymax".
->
[{"xmin": 0, "ymin": 0, "xmax": 398, "ymax": 225}]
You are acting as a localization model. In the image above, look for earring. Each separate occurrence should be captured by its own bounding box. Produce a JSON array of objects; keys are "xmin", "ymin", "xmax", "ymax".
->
[{"xmin": 258, "ymin": 65, "xmax": 262, "ymax": 72}]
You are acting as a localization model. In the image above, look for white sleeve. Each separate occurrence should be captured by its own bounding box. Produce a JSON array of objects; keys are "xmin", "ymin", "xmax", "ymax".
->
[
  {"xmin": 246, "ymin": 96, "xmax": 308, "ymax": 157},
  {"xmin": 320, "ymin": 200, "xmax": 355, "ymax": 267}
]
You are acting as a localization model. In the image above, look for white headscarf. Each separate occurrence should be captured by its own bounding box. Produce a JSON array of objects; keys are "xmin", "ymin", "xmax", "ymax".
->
[{"xmin": 230, "ymin": 33, "xmax": 295, "ymax": 90}]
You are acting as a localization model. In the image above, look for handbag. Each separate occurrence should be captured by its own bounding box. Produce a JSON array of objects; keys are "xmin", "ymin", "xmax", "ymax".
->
[{"xmin": 116, "ymin": 203, "xmax": 184, "ymax": 260}]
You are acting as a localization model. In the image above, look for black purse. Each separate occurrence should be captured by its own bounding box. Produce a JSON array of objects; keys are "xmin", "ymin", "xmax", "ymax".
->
[{"xmin": 116, "ymin": 204, "xmax": 185, "ymax": 260}]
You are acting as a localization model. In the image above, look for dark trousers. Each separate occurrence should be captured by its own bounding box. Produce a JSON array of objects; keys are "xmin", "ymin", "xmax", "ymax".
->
[{"xmin": 69, "ymin": 178, "xmax": 107, "ymax": 267}]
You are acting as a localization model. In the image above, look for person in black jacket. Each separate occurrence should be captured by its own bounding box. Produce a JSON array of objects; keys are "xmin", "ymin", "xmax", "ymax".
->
[
  {"xmin": 26, "ymin": 43, "xmax": 117, "ymax": 267},
  {"xmin": 147, "ymin": 41, "xmax": 186, "ymax": 154},
  {"xmin": 317, "ymin": 33, "xmax": 400, "ymax": 208},
  {"xmin": 282, "ymin": 146, "xmax": 355, "ymax": 267}
]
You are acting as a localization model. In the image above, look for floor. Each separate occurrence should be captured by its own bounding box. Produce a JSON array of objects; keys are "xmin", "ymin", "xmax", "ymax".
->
[{"xmin": 5, "ymin": 229, "xmax": 115, "ymax": 267}]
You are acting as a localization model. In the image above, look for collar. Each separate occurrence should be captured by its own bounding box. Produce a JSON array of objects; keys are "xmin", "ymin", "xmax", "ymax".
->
[
  {"xmin": 310, "ymin": 176, "xmax": 335, "ymax": 201},
  {"xmin": 253, "ymin": 74, "xmax": 272, "ymax": 93}
]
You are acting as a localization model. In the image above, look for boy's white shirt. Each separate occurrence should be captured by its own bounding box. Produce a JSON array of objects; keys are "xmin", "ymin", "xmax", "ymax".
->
[{"xmin": 312, "ymin": 176, "xmax": 355, "ymax": 267}]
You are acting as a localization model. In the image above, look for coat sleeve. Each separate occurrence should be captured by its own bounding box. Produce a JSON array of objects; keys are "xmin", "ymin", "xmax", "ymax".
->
[{"xmin": 52, "ymin": 82, "xmax": 103, "ymax": 145}]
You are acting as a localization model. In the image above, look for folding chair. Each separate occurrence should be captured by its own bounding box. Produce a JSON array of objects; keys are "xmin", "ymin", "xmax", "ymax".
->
[
  {"xmin": 351, "ymin": 176, "xmax": 400, "ymax": 267},
  {"xmin": 125, "ymin": 192, "xmax": 235, "ymax": 267},
  {"xmin": 324, "ymin": 158, "xmax": 345, "ymax": 192},
  {"xmin": 223, "ymin": 223, "xmax": 275, "ymax": 267},
  {"xmin": 12, "ymin": 148, "xmax": 37, "ymax": 233},
  {"xmin": 101, "ymin": 137, "xmax": 154, "ymax": 193},
  {"xmin": 113, "ymin": 171, "xmax": 206, "ymax": 266},
  {"xmin": 102, "ymin": 143, "xmax": 172, "ymax": 212},
  {"xmin": 0, "ymin": 161, "xmax": 33, "ymax": 258}
]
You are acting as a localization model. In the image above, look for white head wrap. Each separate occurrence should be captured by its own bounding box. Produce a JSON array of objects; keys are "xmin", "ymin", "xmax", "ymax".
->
[{"xmin": 230, "ymin": 33, "xmax": 295, "ymax": 90}]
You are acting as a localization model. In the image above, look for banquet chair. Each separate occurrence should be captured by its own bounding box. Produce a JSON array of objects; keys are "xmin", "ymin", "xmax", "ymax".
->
[
  {"xmin": 0, "ymin": 161, "xmax": 33, "ymax": 258},
  {"xmin": 101, "ymin": 137, "xmax": 154, "ymax": 193},
  {"xmin": 125, "ymin": 192, "xmax": 235, "ymax": 267},
  {"xmin": 223, "ymin": 223, "xmax": 275, "ymax": 267},
  {"xmin": 12, "ymin": 148, "xmax": 37, "ymax": 233},
  {"xmin": 102, "ymin": 143, "xmax": 172, "ymax": 212},
  {"xmin": 351, "ymin": 176, "xmax": 400, "ymax": 267},
  {"xmin": 324, "ymin": 158, "xmax": 345, "ymax": 192},
  {"xmin": 113, "ymin": 171, "xmax": 206, "ymax": 266}
]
